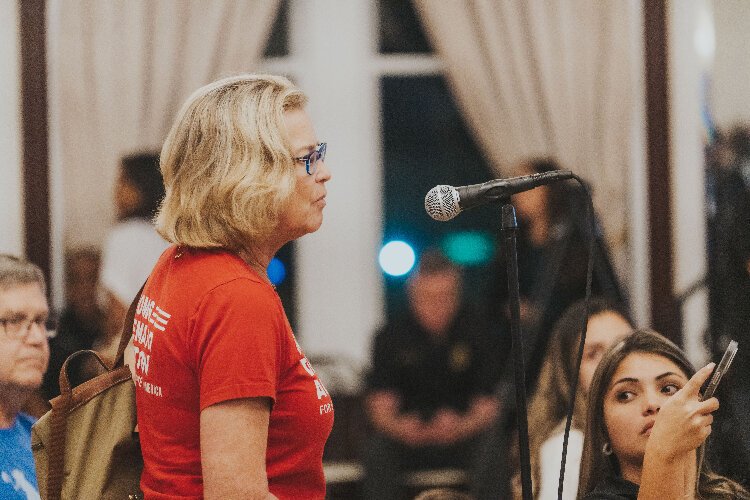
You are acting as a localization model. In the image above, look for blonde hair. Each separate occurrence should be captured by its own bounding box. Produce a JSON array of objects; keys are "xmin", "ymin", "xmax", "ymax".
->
[{"xmin": 156, "ymin": 74, "xmax": 308, "ymax": 251}]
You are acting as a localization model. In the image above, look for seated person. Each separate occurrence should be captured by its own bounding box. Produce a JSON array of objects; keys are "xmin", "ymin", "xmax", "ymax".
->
[
  {"xmin": 363, "ymin": 249, "xmax": 502, "ymax": 500},
  {"xmin": 42, "ymin": 248, "xmax": 105, "ymax": 399},
  {"xmin": 0, "ymin": 255, "xmax": 52, "ymax": 499},
  {"xmin": 476, "ymin": 160, "xmax": 625, "ymax": 500},
  {"xmin": 705, "ymin": 125, "xmax": 750, "ymax": 483},
  {"xmin": 513, "ymin": 298, "xmax": 632, "ymax": 499},
  {"xmin": 577, "ymin": 329, "xmax": 749, "ymax": 499}
]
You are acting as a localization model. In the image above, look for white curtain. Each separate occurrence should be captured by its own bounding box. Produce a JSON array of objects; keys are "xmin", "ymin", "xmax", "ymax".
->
[
  {"xmin": 413, "ymin": 0, "xmax": 640, "ymax": 270},
  {"xmin": 48, "ymin": 0, "xmax": 281, "ymax": 247}
]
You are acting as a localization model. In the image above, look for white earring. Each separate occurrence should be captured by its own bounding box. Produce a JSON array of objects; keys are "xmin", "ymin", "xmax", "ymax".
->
[{"xmin": 602, "ymin": 442, "xmax": 613, "ymax": 456}]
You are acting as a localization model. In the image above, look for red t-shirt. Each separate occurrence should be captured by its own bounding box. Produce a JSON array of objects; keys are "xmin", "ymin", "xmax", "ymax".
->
[{"xmin": 133, "ymin": 247, "xmax": 334, "ymax": 499}]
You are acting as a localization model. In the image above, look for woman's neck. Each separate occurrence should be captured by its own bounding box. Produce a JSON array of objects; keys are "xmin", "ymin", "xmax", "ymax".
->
[
  {"xmin": 619, "ymin": 461, "xmax": 642, "ymax": 485},
  {"xmin": 237, "ymin": 246, "xmax": 277, "ymax": 286},
  {"xmin": 0, "ymin": 386, "xmax": 27, "ymax": 428}
]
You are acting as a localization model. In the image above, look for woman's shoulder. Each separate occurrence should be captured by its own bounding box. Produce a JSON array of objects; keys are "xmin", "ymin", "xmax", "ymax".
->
[
  {"xmin": 170, "ymin": 248, "xmax": 247, "ymax": 274},
  {"xmin": 15, "ymin": 413, "xmax": 36, "ymax": 434},
  {"xmin": 541, "ymin": 422, "xmax": 584, "ymax": 454},
  {"xmin": 150, "ymin": 248, "xmax": 277, "ymax": 309},
  {"xmin": 537, "ymin": 424, "xmax": 584, "ymax": 500}
]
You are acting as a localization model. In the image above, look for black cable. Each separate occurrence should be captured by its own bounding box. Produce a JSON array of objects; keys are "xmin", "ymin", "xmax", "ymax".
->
[{"xmin": 557, "ymin": 175, "xmax": 595, "ymax": 500}]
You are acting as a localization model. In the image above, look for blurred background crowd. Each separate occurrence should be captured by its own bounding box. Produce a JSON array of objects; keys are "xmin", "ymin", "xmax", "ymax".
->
[{"xmin": 1, "ymin": 0, "xmax": 749, "ymax": 498}]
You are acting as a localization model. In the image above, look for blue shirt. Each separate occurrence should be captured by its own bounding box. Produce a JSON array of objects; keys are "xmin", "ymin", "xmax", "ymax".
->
[{"xmin": 0, "ymin": 413, "xmax": 41, "ymax": 500}]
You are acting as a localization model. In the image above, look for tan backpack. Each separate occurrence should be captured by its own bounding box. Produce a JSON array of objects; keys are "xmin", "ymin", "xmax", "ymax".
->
[{"xmin": 31, "ymin": 288, "xmax": 144, "ymax": 500}]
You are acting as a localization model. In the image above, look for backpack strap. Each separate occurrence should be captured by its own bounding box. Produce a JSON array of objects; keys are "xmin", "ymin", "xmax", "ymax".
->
[
  {"xmin": 46, "ymin": 389, "xmax": 69, "ymax": 500},
  {"xmin": 45, "ymin": 283, "xmax": 145, "ymax": 500}
]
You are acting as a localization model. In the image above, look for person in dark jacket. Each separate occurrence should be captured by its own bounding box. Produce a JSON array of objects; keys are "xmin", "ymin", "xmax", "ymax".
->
[{"xmin": 363, "ymin": 249, "xmax": 503, "ymax": 500}]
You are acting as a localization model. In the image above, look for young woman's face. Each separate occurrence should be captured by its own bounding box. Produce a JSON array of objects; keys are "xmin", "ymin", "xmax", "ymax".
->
[
  {"xmin": 603, "ymin": 352, "xmax": 688, "ymax": 471},
  {"xmin": 579, "ymin": 311, "xmax": 632, "ymax": 393}
]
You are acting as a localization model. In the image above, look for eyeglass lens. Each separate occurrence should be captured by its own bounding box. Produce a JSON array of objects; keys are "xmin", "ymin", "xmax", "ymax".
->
[
  {"xmin": 1, "ymin": 317, "xmax": 56, "ymax": 339},
  {"xmin": 307, "ymin": 143, "xmax": 327, "ymax": 175}
]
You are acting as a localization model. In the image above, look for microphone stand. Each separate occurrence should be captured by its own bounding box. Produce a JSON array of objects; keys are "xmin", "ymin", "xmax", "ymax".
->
[{"xmin": 501, "ymin": 200, "xmax": 533, "ymax": 500}]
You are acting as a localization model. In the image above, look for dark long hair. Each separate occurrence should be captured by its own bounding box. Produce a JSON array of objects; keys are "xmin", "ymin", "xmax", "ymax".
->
[
  {"xmin": 120, "ymin": 152, "xmax": 165, "ymax": 220},
  {"xmin": 578, "ymin": 329, "xmax": 750, "ymax": 499}
]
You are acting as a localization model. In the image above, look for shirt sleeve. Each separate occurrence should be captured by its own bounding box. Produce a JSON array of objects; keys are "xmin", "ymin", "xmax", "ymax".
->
[
  {"xmin": 538, "ymin": 428, "xmax": 583, "ymax": 500},
  {"xmin": 100, "ymin": 221, "xmax": 167, "ymax": 304},
  {"xmin": 189, "ymin": 278, "xmax": 286, "ymax": 411},
  {"xmin": 100, "ymin": 226, "xmax": 129, "ymax": 303}
]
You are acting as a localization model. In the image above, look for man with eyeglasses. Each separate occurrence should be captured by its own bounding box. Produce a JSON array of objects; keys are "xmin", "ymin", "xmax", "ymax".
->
[{"xmin": 0, "ymin": 254, "xmax": 51, "ymax": 500}]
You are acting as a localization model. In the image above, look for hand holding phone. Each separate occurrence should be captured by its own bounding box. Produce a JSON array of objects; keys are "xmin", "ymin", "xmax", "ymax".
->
[{"xmin": 701, "ymin": 340, "xmax": 738, "ymax": 401}]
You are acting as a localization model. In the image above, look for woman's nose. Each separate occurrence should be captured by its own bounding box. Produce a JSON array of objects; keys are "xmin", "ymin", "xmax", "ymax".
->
[
  {"xmin": 643, "ymin": 390, "xmax": 662, "ymax": 415},
  {"xmin": 315, "ymin": 160, "xmax": 331, "ymax": 182}
]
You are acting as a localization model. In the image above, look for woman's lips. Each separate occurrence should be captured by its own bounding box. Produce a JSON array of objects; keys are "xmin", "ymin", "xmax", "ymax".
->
[{"xmin": 641, "ymin": 421, "xmax": 655, "ymax": 435}]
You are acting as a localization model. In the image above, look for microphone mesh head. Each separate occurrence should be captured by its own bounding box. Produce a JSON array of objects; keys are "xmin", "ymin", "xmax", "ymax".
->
[{"xmin": 425, "ymin": 185, "xmax": 461, "ymax": 221}]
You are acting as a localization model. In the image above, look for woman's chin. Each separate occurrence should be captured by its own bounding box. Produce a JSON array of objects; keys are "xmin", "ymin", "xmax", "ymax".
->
[{"xmin": 306, "ymin": 216, "xmax": 324, "ymax": 234}]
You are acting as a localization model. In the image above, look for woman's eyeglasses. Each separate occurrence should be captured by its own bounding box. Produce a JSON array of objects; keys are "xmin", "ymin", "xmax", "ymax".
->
[{"xmin": 294, "ymin": 142, "xmax": 327, "ymax": 175}]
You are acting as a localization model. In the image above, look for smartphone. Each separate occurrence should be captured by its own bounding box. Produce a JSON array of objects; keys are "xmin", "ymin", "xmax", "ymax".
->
[{"xmin": 701, "ymin": 340, "xmax": 738, "ymax": 401}]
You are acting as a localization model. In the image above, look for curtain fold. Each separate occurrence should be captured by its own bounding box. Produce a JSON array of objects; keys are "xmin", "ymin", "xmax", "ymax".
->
[
  {"xmin": 49, "ymin": 0, "xmax": 281, "ymax": 247},
  {"xmin": 413, "ymin": 0, "xmax": 639, "ymax": 271}
]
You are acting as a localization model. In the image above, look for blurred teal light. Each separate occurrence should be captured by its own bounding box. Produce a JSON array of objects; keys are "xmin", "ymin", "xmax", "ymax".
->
[{"xmin": 442, "ymin": 231, "xmax": 495, "ymax": 266}]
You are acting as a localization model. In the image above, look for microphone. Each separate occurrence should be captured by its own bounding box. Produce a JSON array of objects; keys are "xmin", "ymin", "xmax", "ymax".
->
[{"xmin": 424, "ymin": 170, "xmax": 574, "ymax": 221}]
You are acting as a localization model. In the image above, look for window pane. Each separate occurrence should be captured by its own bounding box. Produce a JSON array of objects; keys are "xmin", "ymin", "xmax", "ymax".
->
[
  {"xmin": 263, "ymin": 0, "xmax": 290, "ymax": 58},
  {"xmin": 378, "ymin": 0, "xmax": 432, "ymax": 54},
  {"xmin": 381, "ymin": 76, "xmax": 497, "ymax": 313}
]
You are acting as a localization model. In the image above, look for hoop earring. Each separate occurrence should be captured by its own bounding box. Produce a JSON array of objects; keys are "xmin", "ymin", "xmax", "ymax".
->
[{"xmin": 602, "ymin": 442, "xmax": 613, "ymax": 456}]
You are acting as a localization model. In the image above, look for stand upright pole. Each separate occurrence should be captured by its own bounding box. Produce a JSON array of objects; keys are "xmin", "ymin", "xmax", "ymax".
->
[{"xmin": 501, "ymin": 202, "xmax": 533, "ymax": 500}]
